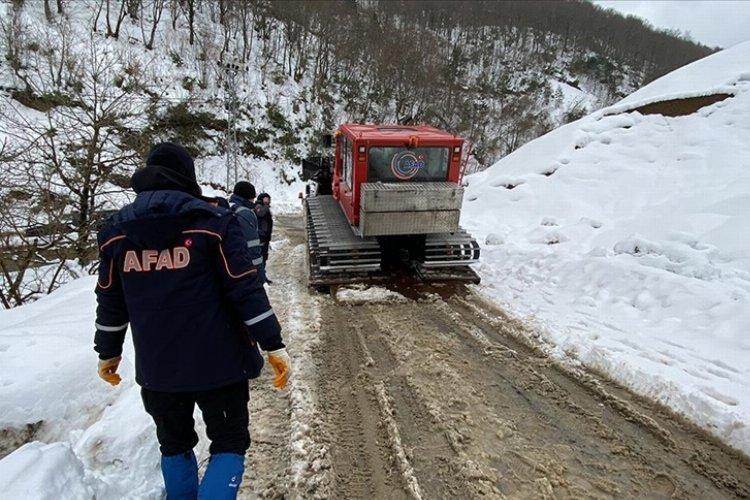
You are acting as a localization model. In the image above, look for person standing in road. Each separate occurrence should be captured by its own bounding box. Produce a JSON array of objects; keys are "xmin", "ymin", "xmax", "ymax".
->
[
  {"xmin": 254, "ymin": 193, "xmax": 273, "ymax": 283},
  {"xmin": 94, "ymin": 143, "xmax": 291, "ymax": 499},
  {"xmin": 229, "ymin": 181, "xmax": 266, "ymax": 282}
]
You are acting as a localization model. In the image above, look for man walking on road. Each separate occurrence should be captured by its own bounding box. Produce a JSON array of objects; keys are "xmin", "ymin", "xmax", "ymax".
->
[
  {"xmin": 93, "ymin": 143, "xmax": 291, "ymax": 499},
  {"xmin": 254, "ymin": 193, "xmax": 274, "ymax": 283},
  {"xmin": 229, "ymin": 181, "xmax": 266, "ymax": 282}
]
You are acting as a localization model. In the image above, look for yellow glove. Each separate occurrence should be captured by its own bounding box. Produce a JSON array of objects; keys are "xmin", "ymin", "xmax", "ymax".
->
[
  {"xmin": 267, "ymin": 349, "xmax": 291, "ymax": 390},
  {"xmin": 98, "ymin": 356, "xmax": 122, "ymax": 386}
]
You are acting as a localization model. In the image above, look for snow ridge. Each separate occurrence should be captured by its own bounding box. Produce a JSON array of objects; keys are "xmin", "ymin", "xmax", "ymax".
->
[{"xmin": 464, "ymin": 41, "xmax": 750, "ymax": 455}]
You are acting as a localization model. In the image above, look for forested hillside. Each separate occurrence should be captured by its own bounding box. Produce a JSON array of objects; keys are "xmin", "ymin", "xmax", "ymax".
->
[
  {"xmin": 0, "ymin": 0, "xmax": 713, "ymax": 305},
  {"xmin": 1, "ymin": 0, "xmax": 713, "ymax": 162}
]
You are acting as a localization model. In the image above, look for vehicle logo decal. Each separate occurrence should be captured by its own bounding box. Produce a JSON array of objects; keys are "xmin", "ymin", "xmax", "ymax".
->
[{"xmin": 390, "ymin": 151, "xmax": 425, "ymax": 180}]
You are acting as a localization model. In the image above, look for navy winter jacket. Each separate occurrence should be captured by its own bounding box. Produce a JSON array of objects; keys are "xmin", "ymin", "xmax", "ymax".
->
[
  {"xmin": 94, "ymin": 190, "xmax": 283, "ymax": 392},
  {"xmin": 228, "ymin": 194, "xmax": 265, "ymax": 275}
]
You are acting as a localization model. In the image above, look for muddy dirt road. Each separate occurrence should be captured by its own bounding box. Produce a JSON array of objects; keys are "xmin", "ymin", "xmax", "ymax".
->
[{"xmin": 241, "ymin": 214, "xmax": 750, "ymax": 499}]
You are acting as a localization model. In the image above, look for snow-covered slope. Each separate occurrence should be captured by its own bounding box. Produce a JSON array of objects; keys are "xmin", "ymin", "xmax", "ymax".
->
[
  {"xmin": 196, "ymin": 156, "xmax": 305, "ymax": 214},
  {"xmin": 464, "ymin": 40, "xmax": 750, "ymax": 454},
  {"xmin": 0, "ymin": 278, "xmax": 170, "ymax": 498}
]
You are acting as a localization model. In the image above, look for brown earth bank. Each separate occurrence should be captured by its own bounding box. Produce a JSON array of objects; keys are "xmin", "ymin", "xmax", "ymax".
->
[
  {"xmin": 629, "ymin": 93, "xmax": 732, "ymax": 117},
  {"xmin": 241, "ymin": 214, "xmax": 750, "ymax": 499}
]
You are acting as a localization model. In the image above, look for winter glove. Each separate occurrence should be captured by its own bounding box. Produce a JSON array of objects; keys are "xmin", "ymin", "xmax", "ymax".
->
[
  {"xmin": 267, "ymin": 348, "xmax": 291, "ymax": 390},
  {"xmin": 98, "ymin": 356, "xmax": 122, "ymax": 386}
]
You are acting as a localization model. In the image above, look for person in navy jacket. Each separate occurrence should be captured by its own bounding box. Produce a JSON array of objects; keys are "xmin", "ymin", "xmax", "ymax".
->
[
  {"xmin": 229, "ymin": 181, "xmax": 266, "ymax": 281},
  {"xmin": 94, "ymin": 143, "xmax": 290, "ymax": 499}
]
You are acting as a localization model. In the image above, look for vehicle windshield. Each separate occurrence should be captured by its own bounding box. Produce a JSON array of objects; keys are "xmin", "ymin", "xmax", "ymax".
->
[{"xmin": 367, "ymin": 147, "xmax": 450, "ymax": 182}]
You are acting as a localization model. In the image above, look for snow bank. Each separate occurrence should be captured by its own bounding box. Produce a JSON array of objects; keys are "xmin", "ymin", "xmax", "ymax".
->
[
  {"xmin": 0, "ymin": 278, "xmax": 125, "ymax": 432},
  {"xmin": 464, "ymin": 42, "xmax": 750, "ymax": 454},
  {"xmin": 0, "ymin": 442, "xmax": 93, "ymax": 499},
  {"xmin": 0, "ymin": 277, "xmax": 165, "ymax": 498}
]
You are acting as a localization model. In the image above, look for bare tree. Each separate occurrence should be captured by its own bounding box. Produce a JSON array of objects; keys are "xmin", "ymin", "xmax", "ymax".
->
[
  {"xmin": 105, "ymin": 0, "xmax": 128, "ymax": 39},
  {"xmin": 184, "ymin": 0, "xmax": 195, "ymax": 45},
  {"xmin": 0, "ymin": 161, "xmax": 80, "ymax": 309},
  {"xmin": 0, "ymin": 4, "xmax": 34, "ymax": 93},
  {"xmin": 44, "ymin": 0, "xmax": 54, "ymax": 22},
  {"xmin": 141, "ymin": 0, "xmax": 166, "ymax": 50},
  {"xmin": 0, "ymin": 33, "xmax": 146, "ymax": 266}
]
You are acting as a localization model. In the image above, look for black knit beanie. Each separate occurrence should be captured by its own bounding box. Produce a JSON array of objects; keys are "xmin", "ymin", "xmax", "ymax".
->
[{"xmin": 233, "ymin": 181, "xmax": 256, "ymax": 201}]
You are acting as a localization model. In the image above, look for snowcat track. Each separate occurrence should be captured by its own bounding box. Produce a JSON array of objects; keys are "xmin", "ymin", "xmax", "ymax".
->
[
  {"xmin": 305, "ymin": 196, "xmax": 383, "ymax": 287},
  {"xmin": 305, "ymin": 195, "xmax": 481, "ymax": 287}
]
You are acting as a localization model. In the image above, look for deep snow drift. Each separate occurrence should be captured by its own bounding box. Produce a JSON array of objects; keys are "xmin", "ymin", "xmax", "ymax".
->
[
  {"xmin": 0, "ymin": 278, "xmax": 167, "ymax": 498},
  {"xmin": 464, "ymin": 41, "xmax": 750, "ymax": 454}
]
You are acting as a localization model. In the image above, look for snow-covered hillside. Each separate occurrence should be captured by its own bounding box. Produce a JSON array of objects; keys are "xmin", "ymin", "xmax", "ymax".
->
[
  {"xmin": 196, "ymin": 156, "xmax": 305, "ymax": 214},
  {"xmin": 464, "ymin": 41, "xmax": 750, "ymax": 454}
]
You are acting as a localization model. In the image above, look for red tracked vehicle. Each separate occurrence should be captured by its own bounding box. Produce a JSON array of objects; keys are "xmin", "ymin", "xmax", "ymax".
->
[{"xmin": 301, "ymin": 123, "xmax": 480, "ymax": 287}]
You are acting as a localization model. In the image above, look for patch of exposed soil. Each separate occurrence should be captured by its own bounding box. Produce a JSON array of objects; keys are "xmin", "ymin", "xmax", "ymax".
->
[
  {"xmin": 630, "ymin": 93, "xmax": 732, "ymax": 117},
  {"xmin": 0, "ymin": 421, "xmax": 42, "ymax": 460}
]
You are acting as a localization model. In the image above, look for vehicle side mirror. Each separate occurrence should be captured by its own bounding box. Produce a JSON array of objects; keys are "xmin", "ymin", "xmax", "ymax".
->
[{"xmin": 321, "ymin": 133, "xmax": 333, "ymax": 149}]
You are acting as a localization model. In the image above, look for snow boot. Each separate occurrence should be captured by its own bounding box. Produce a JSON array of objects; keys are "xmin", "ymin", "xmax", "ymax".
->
[
  {"xmin": 161, "ymin": 450, "xmax": 198, "ymax": 499},
  {"xmin": 198, "ymin": 453, "xmax": 244, "ymax": 499}
]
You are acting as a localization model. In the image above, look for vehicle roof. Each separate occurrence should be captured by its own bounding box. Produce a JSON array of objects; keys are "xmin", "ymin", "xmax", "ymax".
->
[{"xmin": 338, "ymin": 123, "xmax": 460, "ymax": 142}]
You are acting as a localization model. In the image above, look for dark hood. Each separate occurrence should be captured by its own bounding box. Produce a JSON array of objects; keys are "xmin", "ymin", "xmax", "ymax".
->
[
  {"xmin": 229, "ymin": 193, "xmax": 254, "ymax": 210},
  {"xmin": 130, "ymin": 164, "xmax": 202, "ymax": 198},
  {"xmin": 112, "ymin": 190, "xmax": 224, "ymax": 249}
]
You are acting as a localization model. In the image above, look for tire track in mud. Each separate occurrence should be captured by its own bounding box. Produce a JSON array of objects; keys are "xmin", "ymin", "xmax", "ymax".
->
[
  {"xmin": 431, "ymin": 289, "xmax": 750, "ymax": 497},
  {"xmin": 315, "ymin": 306, "xmax": 409, "ymax": 499},
  {"xmin": 447, "ymin": 292, "xmax": 750, "ymax": 497},
  {"xmin": 354, "ymin": 309, "xmax": 467, "ymax": 498},
  {"xmin": 269, "ymin": 215, "xmax": 750, "ymax": 498},
  {"xmin": 341, "ymin": 289, "xmax": 750, "ymax": 498}
]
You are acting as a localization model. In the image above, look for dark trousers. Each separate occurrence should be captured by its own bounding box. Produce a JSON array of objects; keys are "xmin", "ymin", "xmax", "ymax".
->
[
  {"xmin": 260, "ymin": 241, "xmax": 270, "ymax": 263},
  {"xmin": 141, "ymin": 380, "xmax": 250, "ymax": 456}
]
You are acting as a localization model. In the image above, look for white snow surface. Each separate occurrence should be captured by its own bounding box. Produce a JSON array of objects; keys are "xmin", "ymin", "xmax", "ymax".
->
[
  {"xmin": 1, "ymin": 442, "xmax": 94, "ymax": 499},
  {"xmin": 0, "ymin": 277, "xmax": 168, "ymax": 498},
  {"xmin": 549, "ymin": 78, "xmax": 599, "ymax": 119},
  {"xmin": 197, "ymin": 156, "xmax": 306, "ymax": 214},
  {"xmin": 335, "ymin": 285, "xmax": 408, "ymax": 305},
  {"xmin": 464, "ymin": 42, "xmax": 750, "ymax": 454}
]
